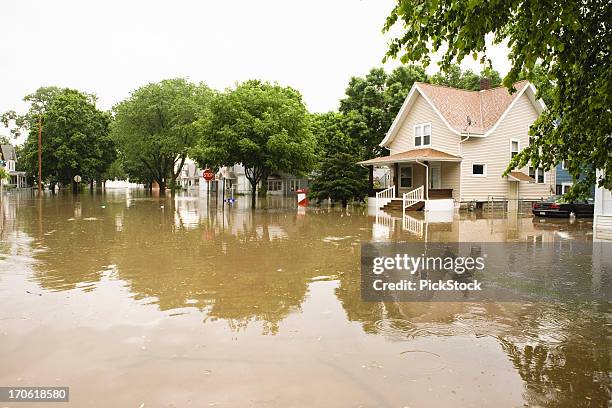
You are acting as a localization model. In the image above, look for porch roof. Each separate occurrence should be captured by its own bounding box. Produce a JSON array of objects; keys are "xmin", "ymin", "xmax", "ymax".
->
[
  {"xmin": 507, "ymin": 171, "xmax": 535, "ymax": 182},
  {"xmin": 358, "ymin": 148, "xmax": 462, "ymax": 166}
]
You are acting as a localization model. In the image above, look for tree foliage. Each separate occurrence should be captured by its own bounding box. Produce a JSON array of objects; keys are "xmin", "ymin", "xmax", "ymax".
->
[
  {"xmin": 111, "ymin": 79, "xmax": 211, "ymax": 193},
  {"xmin": 309, "ymin": 112, "xmax": 367, "ymax": 207},
  {"xmin": 383, "ymin": 0, "xmax": 611, "ymax": 196},
  {"xmin": 192, "ymin": 80, "xmax": 316, "ymax": 207},
  {"xmin": 339, "ymin": 65, "xmax": 428, "ymax": 160},
  {"xmin": 430, "ymin": 65, "xmax": 501, "ymax": 90},
  {"xmin": 15, "ymin": 88, "xmax": 113, "ymax": 188}
]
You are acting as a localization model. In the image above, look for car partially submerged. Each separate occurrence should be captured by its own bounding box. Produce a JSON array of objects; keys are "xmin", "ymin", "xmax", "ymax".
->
[{"xmin": 532, "ymin": 195, "xmax": 594, "ymax": 218}]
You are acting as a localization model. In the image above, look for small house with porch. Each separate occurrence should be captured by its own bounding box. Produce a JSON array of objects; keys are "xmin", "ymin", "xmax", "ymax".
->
[{"xmin": 359, "ymin": 80, "xmax": 554, "ymax": 213}]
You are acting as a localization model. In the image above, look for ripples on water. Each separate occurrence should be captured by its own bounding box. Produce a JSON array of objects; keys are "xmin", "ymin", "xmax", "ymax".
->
[{"xmin": 0, "ymin": 190, "xmax": 609, "ymax": 407}]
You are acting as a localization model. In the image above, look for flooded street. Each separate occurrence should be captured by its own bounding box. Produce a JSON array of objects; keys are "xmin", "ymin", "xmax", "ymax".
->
[{"xmin": 0, "ymin": 190, "xmax": 609, "ymax": 407}]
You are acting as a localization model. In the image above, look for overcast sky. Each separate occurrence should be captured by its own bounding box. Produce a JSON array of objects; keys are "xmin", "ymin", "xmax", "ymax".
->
[{"xmin": 2, "ymin": 0, "xmax": 512, "ymax": 141}]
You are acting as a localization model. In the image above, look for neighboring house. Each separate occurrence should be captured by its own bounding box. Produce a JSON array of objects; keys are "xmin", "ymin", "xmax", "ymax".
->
[
  {"xmin": 0, "ymin": 144, "xmax": 27, "ymax": 188},
  {"xmin": 555, "ymin": 161, "xmax": 573, "ymax": 195},
  {"xmin": 176, "ymin": 157, "xmax": 204, "ymax": 190},
  {"xmin": 359, "ymin": 80, "xmax": 554, "ymax": 211},
  {"xmin": 554, "ymin": 161, "xmax": 595, "ymax": 197},
  {"xmin": 594, "ymin": 170, "xmax": 612, "ymax": 241},
  {"xmin": 197, "ymin": 162, "xmax": 309, "ymax": 196}
]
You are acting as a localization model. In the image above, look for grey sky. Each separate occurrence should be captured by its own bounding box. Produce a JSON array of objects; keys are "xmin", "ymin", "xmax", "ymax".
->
[{"xmin": 2, "ymin": 0, "xmax": 511, "ymax": 142}]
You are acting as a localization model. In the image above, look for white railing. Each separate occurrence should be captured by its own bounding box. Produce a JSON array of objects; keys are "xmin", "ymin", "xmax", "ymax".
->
[
  {"xmin": 402, "ymin": 186, "xmax": 424, "ymax": 217},
  {"xmin": 376, "ymin": 185, "xmax": 395, "ymax": 209},
  {"xmin": 402, "ymin": 213, "xmax": 424, "ymax": 238},
  {"xmin": 374, "ymin": 211, "xmax": 395, "ymax": 240}
]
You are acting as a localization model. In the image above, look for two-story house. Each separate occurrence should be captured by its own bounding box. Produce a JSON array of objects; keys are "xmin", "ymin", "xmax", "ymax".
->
[
  {"xmin": 0, "ymin": 144, "xmax": 27, "ymax": 188},
  {"xmin": 359, "ymin": 80, "xmax": 554, "ymax": 212}
]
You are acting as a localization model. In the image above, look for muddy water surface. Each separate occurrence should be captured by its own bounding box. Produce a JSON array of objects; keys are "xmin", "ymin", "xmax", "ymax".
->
[{"xmin": 0, "ymin": 190, "xmax": 609, "ymax": 407}]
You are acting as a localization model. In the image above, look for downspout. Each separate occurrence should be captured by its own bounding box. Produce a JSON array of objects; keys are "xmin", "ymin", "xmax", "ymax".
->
[
  {"xmin": 458, "ymin": 130, "xmax": 470, "ymax": 203},
  {"xmin": 415, "ymin": 160, "xmax": 429, "ymax": 200}
]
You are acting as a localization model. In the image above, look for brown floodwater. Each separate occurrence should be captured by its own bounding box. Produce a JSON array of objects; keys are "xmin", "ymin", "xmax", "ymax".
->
[{"xmin": 0, "ymin": 190, "xmax": 609, "ymax": 407}]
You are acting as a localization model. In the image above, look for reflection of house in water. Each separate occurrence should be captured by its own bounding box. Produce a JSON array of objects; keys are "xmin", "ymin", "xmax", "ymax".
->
[{"xmin": 371, "ymin": 210, "xmax": 589, "ymax": 243}]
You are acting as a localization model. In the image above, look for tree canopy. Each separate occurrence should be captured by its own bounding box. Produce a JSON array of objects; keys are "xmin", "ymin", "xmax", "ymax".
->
[
  {"xmin": 14, "ymin": 88, "xmax": 113, "ymax": 188},
  {"xmin": 383, "ymin": 0, "xmax": 611, "ymax": 196},
  {"xmin": 339, "ymin": 65, "xmax": 428, "ymax": 160},
  {"xmin": 111, "ymin": 78, "xmax": 211, "ymax": 193},
  {"xmin": 309, "ymin": 112, "xmax": 367, "ymax": 207},
  {"xmin": 191, "ymin": 80, "xmax": 316, "ymax": 207}
]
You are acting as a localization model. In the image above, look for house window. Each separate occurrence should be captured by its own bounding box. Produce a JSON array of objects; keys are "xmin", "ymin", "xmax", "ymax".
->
[
  {"xmin": 556, "ymin": 183, "xmax": 572, "ymax": 195},
  {"xmin": 562, "ymin": 160, "xmax": 569, "ymax": 170},
  {"xmin": 267, "ymin": 180, "xmax": 282, "ymax": 191},
  {"xmin": 510, "ymin": 140, "xmax": 520, "ymax": 159},
  {"xmin": 414, "ymin": 123, "xmax": 431, "ymax": 147},
  {"xmin": 472, "ymin": 163, "xmax": 486, "ymax": 177},
  {"xmin": 529, "ymin": 166, "xmax": 545, "ymax": 184},
  {"xmin": 400, "ymin": 166, "xmax": 413, "ymax": 188}
]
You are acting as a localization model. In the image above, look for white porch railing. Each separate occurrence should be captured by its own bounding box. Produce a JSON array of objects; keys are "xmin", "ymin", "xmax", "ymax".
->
[
  {"xmin": 376, "ymin": 185, "xmax": 395, "ymax": 209},
  {"xmin": 402, "ymin": 213, "xmax": 424, "ymax": 238},
  {"xmin": 402, "ymin": 186, "xmax": 424, "ymax": 217}
]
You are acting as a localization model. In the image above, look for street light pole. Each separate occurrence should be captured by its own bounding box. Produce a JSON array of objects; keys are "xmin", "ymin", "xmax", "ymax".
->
[{"xmin": 37, "ymin": 116, "xmax": 42, "ymax": 194}]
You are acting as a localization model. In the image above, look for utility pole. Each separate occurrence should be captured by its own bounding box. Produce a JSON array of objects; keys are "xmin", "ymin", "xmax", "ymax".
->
[{"xmin": 37, "ymin": 116, "xmax": 42, "ymax": 194}]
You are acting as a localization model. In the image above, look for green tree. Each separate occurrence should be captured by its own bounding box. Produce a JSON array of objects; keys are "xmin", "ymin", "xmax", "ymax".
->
[
  {"xmin": 383, "ymin": 0, "xmax": 611, "ymax": 196},
  {"xmin": 2, "ymin": 86, "xmax": 62, "ymax": 139},
  {"xmin": 17, "ymin": 88, "xmax": 113, "ymax": 190},
  {"xmin": 339, "ymin": 65, "xmax": 428, "ymax": 160},
  {"xmin": 192, "ymin": 80, "xmax": 316, "ymax": 207},
  {"xmin": 309, "ymin": 112, "xmax": 367, "ymax": 207},
  {"xmin": 111, "ymin": 79, "xmax": 211, "ymax": 194},
  {"xmin": 430, "ymin": 65, "xmax": 502, "ymax": 90}
]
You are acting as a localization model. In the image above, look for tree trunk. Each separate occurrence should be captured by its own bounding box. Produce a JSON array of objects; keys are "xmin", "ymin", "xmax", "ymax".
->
[
  {"xmin": 89, "ymin": 179, "xmax": 94, "ymax": 192},
  {"xmin": 258, "ymin": 170, "xmax": 269, "ymax": 197},
  {"xmin": 159, "ymin": 179, "xmax": 166, "ymax": 194},
  {"xmin": 250, "ymin": 181, "xmax": 257, "ymax": 208},
  {"xmin": 342, "ymin": 198, "xmax": 348, "ymax": 208}
]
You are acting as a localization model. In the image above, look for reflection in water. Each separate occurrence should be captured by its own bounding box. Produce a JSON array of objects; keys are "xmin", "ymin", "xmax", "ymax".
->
[{"xmin": 0, "ymin": 190, "xmax": 609, "ymax": 407}]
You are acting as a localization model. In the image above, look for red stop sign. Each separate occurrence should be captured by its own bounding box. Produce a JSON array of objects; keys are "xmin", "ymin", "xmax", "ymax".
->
[{"xmin": 203, "ymin": 168, "xmax": 215, "ymax": 181}]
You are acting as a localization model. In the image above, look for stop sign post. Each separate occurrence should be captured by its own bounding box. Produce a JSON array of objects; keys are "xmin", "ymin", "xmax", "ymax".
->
[{"xmin": 203, "ymin": 169, "xmax": 214, "ymax": 181}]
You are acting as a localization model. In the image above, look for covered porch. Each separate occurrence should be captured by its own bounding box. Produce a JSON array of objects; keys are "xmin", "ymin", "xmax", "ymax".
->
[{"xmin": 359, "ymin": 148, "xmax": 461, "ymax": 213}]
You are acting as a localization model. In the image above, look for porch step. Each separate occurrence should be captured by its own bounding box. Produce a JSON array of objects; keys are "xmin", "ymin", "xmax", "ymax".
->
[{"xmin": 382, "ymin": 199, "xmax": 424, "ymax": 212}]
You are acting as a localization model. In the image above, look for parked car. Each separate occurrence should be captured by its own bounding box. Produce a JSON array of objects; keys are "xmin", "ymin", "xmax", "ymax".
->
[{"xmin": 532, "ymin": 195, "xmax": 594, "ymax": 218}]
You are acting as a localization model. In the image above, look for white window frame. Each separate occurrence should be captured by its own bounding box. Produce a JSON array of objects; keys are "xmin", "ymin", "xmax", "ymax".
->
[
  {"xmin": 413, "ymin": 123, "xmax": 431, "ymax": 147},
  {"xmin": 267, "ymin": 179, "xmax": 282, "ymax": 191},
  {"xmin": 399, "ymin": 165, "xmax": 413, "ymax": 188},
  {"xmin": 562, "ymin": 160, "xmax": 569, "ymax": 170},
  {"xmin": 471, "ymin": 163, "xmax": 487, "ymax": 177},
  {"xmin": 529, "ymin": 166, "xmax": 546, "ymax": 184},
  {"xmin": 510, "ymin": 139, "xmax": 520, "ymax": 160},
  {"xmin": 561, "ymin": 181, "xmax": 572, "ymax": 195}
]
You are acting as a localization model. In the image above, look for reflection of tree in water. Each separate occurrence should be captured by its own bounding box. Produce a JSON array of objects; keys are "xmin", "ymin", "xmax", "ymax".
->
[
  {"xmin": 113, "ymin": 204, "xmax": 370, "ymax": 334},
  {"xmin": 10, "ymin": 193, "xmax": 123, "ymax": 291},
  {"xmin": 499, "ymin": 304, "xmax": 610, "ymax": 408},
  {"xmin": 336, "ymin": 257, "xmax": 611, "ymax": 407}
]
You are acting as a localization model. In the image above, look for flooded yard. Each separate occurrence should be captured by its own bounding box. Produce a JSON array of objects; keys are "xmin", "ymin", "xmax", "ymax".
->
[{"xmin": 0, "ymin": 190, "xmax": 609, "ymax": 407}]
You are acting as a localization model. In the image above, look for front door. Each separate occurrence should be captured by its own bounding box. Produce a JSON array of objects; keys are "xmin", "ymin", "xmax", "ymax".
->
[{"xmin": 429, "ymin": 163, "xmax": 441, "ymax": 189}]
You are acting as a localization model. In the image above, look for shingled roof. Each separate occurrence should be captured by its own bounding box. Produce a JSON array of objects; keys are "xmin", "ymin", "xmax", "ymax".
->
[
  {"xmin": 357, "ymin": 148, "xmax": 461, "ymax": 165},
  {"xmin": 380, "ymin": 80, "xmax": 545, "ymax": 147},
  {"xmin": 415, "ymin": 80, "xmax": 529, "ymax": 134}
]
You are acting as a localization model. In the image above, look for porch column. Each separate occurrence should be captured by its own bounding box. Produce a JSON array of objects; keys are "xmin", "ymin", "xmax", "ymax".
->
[
  {"xmin": 393, "ymin": 163, "xmax": 399, "ymax": 197},
  {"xmin": 368, "ymin": 166, "xmax": 374, "ymax": 196},
  {"xmin": 424, "ymin": 161, "xmax": 429, "ymax": 200}
]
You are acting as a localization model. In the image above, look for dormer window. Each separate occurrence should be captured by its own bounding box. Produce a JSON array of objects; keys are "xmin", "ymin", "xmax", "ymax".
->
[{"xmin": 414, "ymin": 123, "xmax": 431, "ymax": 147}]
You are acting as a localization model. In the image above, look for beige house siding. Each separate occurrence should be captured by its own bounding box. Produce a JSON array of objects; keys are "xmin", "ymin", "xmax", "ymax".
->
[
  {"xmin": 459, "ymin": 93, "xmax": 553, "ymax": 201},
  {"xmin": 388, "ymin": 94, "xmax": 459, "ymax": 156},
  {"xmin": 441, "ymin": 162, "xmax": 461, "ymax": 201}
]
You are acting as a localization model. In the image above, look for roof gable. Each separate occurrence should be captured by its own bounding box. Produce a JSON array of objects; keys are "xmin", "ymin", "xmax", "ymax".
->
[{"xmin": 380, "ymin": 80, "xmax": 545, "ymax": 147}]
